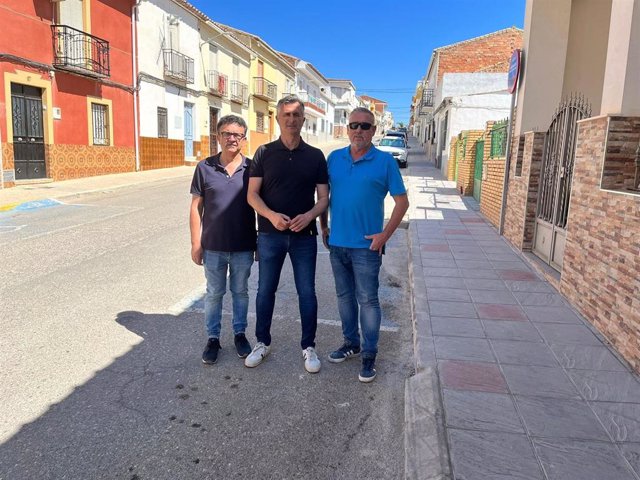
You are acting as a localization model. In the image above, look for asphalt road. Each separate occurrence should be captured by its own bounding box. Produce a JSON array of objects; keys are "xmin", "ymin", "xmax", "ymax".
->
[{"xmin": 0, "ymin": 174, "xmax": 413, "ymax": 479}]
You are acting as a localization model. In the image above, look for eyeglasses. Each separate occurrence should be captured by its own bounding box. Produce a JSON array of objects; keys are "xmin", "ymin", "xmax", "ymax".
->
[
  {"xmin": 348, "ymin": 122, "xmax": 374, "ymax": 131},
  {"xmin": 220, "ymin": 131, "xmax": 245, "ymax": 140}
]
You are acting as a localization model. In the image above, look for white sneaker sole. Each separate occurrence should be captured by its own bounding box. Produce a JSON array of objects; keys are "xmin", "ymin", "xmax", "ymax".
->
[
  {"xmin": 245, "ymin": 352, "xmax": 269, "ymax": 368},
  {"xmin": 358, "ymin": 372, "xmax": 376, "ymax": 383},
  {"xmin": 327, "ymin": 352, "xmax": 360, "ymax": 364},
  {"xmin": 304, "ymin": 363, "xmax": 321, "ymax": 374}
]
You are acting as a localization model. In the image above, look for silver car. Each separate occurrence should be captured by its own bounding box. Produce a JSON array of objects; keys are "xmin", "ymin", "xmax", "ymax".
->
[{"xmin": 377, "ymin": 136, "xmax": 408, "ymax": 168}]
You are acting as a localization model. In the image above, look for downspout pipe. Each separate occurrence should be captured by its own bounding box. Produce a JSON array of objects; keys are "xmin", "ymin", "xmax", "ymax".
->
[{"xmin": 132, "ymin": 1, "xmax": 144, "ymax": 171}]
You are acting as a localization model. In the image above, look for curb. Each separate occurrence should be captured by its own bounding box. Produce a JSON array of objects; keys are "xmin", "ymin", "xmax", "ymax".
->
[{"xmin": 404, "ymin": 220, "xmax": 452, "ymax": 480}]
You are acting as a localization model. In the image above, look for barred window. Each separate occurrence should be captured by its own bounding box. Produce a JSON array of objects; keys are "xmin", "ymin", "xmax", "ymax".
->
[
  {"xmin": 91, "ymin": 103, "xmax": 109, "ymax": 146},
  {"xmin": 158, "ymin": 107, "xmax": 168, "ymax": 138},
  {"xmin": 256, "ymin": 112, "xmax": 265, "ymax": 133}
]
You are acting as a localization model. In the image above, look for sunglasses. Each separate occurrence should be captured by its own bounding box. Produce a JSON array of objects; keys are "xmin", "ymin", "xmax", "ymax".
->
[{"xmin": 348, "ymin": 122, "xmax": 374, "ymax": 131}]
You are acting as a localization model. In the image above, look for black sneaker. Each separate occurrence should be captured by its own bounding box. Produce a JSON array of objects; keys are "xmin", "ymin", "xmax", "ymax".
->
[
  {"xmin": 234, "ymin": 333, "xmax": 252, "ymax": 358},
  {"xmin": 359, "ymin": 357, "xmax": 376, "ymax": 383},
  {"xmin": 202, "ymin": 338, "xmax": 221, "ymax": 364},
  {"xmin": 328, "ymin": 343, "xmax": 361, "ymax": 363}
]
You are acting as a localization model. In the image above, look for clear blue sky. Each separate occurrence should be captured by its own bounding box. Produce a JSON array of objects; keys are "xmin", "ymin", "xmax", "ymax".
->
[{"xmin": 188, "ymin": 0, "xmax": 526, "ymax": 125}]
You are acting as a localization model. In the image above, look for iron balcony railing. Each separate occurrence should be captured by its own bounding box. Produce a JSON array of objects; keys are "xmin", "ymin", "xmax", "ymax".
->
[
  {"xmin": 162, "ymin": 49, "xmax": 194, "ymax": 83},
  {"xmin": 51, "ymin": 25, "xmax": 110, "ymax": 77},
  {"xmin": 230, "ymin": 80, "xmax": 249, "ymax": 106},
  {"xmin": 207, "ymin": 70, "xmax": 228, "ymax": 97},
  {"xmin": 422, "ymin": 88, "xmax": 434, "ymax": 108},
  {"xmin": 253, "ymin": 77, "xmax": 277, "ymax": 102},
  {"xmin": 490, "ymin": 118, "xmax": 509, "ymax": 158}
]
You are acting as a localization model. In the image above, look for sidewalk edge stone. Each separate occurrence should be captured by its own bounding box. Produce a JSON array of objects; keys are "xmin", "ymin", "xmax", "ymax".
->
[{"xmin": 405, "ymin": 220, "xmax": 451, "ymax": 480}]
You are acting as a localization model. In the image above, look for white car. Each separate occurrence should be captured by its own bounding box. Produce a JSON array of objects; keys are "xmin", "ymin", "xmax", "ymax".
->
[{"xmin": 377, "ymin": 136, "xmax": 408, "ymax": 168}]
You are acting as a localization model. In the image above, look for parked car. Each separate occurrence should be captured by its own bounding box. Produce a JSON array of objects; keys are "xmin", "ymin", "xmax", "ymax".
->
[
  {"xmin": 377, "ymin": 136, "xmax": 408, "ymax": 168},
  {"xmin": 385, "ymin": 130, "xmax": 405, "ymax": 140}
]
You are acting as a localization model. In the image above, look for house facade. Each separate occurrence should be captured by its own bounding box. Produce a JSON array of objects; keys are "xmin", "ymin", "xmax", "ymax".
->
[
  {"xmin": 414, "ymin": 27, "xmax": 523, "ymax": 174},
  {"xmin": 215, "ymin": 24, "xmax": 296, "ymax": 155},
  {"xmin": 0, "ymin": 0, "xmax": 136, "ymax": 188},
  {"xmin": 279, "ymin": 53, "xmax": 335, "ymax": 146},
  {"xmin": 501, "ymin": 0, "xmax": 640, "ymax": 370},
  {"xmin": 328, "ymin": 79, "xmax": 358, "ymax": 138}
]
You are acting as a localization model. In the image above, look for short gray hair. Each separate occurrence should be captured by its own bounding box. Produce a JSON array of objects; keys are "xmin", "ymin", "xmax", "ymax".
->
[
  {"xmin": 216, "ymin": 114, "xmax": 248, "ymax": 134},
  {"xmin": 349, "ymin": 107, "xmax": 375, "ymax": 123},
  {"xmin": 277, "ymin": 95, "xmax": 305, "ymax": 115}
]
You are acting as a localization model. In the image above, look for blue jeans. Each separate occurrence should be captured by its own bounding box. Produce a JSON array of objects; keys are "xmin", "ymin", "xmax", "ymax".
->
[
  {"xmin": 203, "ymin": 250, "xmax": 254, "ymax": 339},
  {"xmin": 329, "ymin": 247, "xmax": 382, "ymax": 359},
  {"xmin": 255, "ymin": 233, "xmax": 318, "ymax": 349}
]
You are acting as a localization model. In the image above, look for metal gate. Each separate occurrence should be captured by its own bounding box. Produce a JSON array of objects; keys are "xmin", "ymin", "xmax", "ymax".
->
[
  {"xmin": 473, "ymin": 139, "xmax": 484, "ymax": 201},
  {"xmin": 209, "ymin": 107, "xmax": 218, "ymax": 157},
  {"xmin": 11, "ymin": 83, "xmax": 46, "ymax": 180},
  {"xmin": 533, "ymin": 95, "xmax": 591, "ymax": 270}
]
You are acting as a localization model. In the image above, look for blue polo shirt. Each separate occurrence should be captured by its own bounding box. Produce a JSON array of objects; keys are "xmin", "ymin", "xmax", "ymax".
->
[
  {"xmin": 190, "ymin": 154, "xmax": 257, "ymax": 252},
  {"xmin": 327, "ymin": 145, "xmax": 406, "ymax": 249}
]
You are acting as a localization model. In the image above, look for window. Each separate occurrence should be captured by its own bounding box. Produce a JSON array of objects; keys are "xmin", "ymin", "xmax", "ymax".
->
[
  {"xmin": 158, "ymin": 107, "xmax": 168, "ymax": 138},
  {"xmin": 91, "ymin": 103, "xmax": 109, "ymax": 146},
  {"xmin": 256, "ymin": 112, "xmax": 265, "ymax": 132},
  {"xmin": 87, "ymin": 97, "xmax": 113, "ymax": 146}
]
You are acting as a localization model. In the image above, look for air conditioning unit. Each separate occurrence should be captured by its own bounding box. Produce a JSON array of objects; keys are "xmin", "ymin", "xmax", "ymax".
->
[{"xmin": 51, "ymin": 0, "xmax": 67, "ymax": 3}]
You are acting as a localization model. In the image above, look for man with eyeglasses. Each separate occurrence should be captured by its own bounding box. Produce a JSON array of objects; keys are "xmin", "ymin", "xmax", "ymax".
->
[
  {"xmin": 245, "ymin": 95, "xmax": 329, "ymax": 374},
  {"xmin": 190, "ymin": 114, "xmax": 256, "ymax": 365},
  {"xmin": 321, "ymin": 107, "xmax": 409, "ymax": 382}
]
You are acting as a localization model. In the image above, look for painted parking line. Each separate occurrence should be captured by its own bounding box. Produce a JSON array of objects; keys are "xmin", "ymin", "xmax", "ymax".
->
[{"xmin": 169, "ymin": 286, "xmax": 400, "ymax": 332}]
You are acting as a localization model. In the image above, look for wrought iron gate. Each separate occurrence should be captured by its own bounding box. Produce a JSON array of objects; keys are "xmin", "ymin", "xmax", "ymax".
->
[
  {"xmin": 533, "ymin": 95, "xmax": 591, "ymax": 271},
  {"xmin": 11, "ymin": 83, "xmax": 46, "ymax": 180}
]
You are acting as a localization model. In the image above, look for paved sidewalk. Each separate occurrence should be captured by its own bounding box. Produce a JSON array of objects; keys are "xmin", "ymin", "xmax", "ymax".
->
[{"xmin": 403, "ymin": 140, "xmax": 640, "ymax": 480}]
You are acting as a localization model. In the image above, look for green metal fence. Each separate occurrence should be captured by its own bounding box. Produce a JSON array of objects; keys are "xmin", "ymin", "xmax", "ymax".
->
[{"xmin": 490, "ymin": 118, "xmax": 508, "ymax": 158}]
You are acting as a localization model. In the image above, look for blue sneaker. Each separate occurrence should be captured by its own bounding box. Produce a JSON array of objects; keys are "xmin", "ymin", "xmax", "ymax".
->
[
  {"xmin": 359, "ymin": 358, "xmax": 376, "ymax": 383},
  {"xmin": 328, "ymin": 343, "xmax": 361, "ymax": 363}
]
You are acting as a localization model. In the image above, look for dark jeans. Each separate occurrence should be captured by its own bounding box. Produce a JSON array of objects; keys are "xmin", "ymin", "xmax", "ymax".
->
[
  {"xmin": 329, "ymin": 246, "xmax": 382, "ymax": 359},
  {"xmin": 255, "ymin": 233, "xmax": 318, "ymax": 349}
]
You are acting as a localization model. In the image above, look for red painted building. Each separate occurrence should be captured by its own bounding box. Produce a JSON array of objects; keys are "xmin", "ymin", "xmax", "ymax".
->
[{"xmin": 0, "ymin": 0, "xmax": 136, "ymax": 188}]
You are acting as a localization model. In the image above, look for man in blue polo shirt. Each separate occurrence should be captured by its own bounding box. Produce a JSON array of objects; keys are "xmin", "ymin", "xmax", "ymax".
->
[
  {"xmin": 321, "ymin": 107, "xmax": 409, "ymax": 383},
  {"xmin": 190, "ymin": 114, "xmax": 256, "ymax": 365}
]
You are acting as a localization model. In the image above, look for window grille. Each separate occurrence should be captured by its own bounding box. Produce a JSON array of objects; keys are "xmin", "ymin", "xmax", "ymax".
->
[
  {"xmin": 158, "ymin": 107, "xmax": 168, "ymax": 138},
  {"xmin": 91, "ymin": 103, "xmax": 109, "ymax": 146}
]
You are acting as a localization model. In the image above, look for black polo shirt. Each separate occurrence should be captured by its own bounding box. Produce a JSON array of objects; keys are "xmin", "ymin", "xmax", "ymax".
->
[
  {"xmin": 190, "ymin": 153, "xmax": 257, "ymax": 252},
  {"xmin": 250, "ymin": 138, "xmax": 328, "ymax": 236}
]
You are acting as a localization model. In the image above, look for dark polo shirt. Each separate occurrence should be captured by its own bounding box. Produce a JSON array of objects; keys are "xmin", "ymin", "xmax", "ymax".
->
[
  {"xmin": 250, "ymin": 138, "xmax": 328, "ymax": 236},
  {"xmin": 190, "ymin": 153, "xmax": 257, "ymax": 252}
]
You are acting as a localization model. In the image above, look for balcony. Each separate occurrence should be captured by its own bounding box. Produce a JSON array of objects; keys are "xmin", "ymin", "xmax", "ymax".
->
[
  {"xmin": 253, "ymin": 77, "xmax": 277, "ymax": 102},
  {"xmin": 230, "ymin": 80, "xmax": 249, "ymax": 106},
  {"xmin": 299, "ymin": 92, "xmax": 326, "ymax": 115},
  {"xmin": 207, "ymin": 70, "xmax": 228, "ymax": 97},
  {"xmin": 422, "ymin": 88, "xmax": 434, "ymax": 108},
  {"xmin": 163, "ymin": 49, "xmax": 194, "ymax": 83},
  {"xmin": 51, "ymin": 25, "xmax": 110, "ymax": 78}
]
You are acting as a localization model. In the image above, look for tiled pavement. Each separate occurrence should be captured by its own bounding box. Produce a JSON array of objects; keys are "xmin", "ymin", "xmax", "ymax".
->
[{"xmin": 404, "ymin": 141, "xmax": 640, "ymax": 480}]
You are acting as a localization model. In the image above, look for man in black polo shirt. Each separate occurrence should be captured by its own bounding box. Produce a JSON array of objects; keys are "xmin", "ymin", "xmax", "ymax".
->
[
  {"xmin": 190, "ymin": 114, "xmax": 256, "ymax": 365},
  {"xmin": 245, "ymin": 95, "xmax": 329, "ymax": 373}
]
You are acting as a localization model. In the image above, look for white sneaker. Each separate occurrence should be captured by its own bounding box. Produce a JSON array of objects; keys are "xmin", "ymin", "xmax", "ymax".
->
[
  {"xmin": 303, "ymin": 347, "xmax": 321, "ymax": 373},
  {"xmin": 245, "ymin": 342, "xmax": 270, "ymax": 368}
]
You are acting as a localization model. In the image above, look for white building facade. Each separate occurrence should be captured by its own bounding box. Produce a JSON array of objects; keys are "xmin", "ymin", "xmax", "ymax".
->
[{"xmin": 329, "ymin": 79, "xmax": 359, "ymax": 138}]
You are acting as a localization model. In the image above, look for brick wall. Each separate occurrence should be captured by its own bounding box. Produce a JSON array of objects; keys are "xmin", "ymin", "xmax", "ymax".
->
[
  {"xmin": 600, "ymin": 117, "xmax": 640, "ymax": 191},
  {"xmin": 480, "ymin": 159, "xmax": 506, "ymax": 228},
  {"xmin": 503, "ymin": 131, "xmax": 545, "ymax": 250},
  {"xmin": 437, "ymin": 28, "xmax": 523, "ymax": 84},
  {"xmin": 447, "ymin": 137, "xmax": 458, "ymax": 181},
  {"xmin": 456, "ymin": 130, "xmax": 484, "ymax": 196},
  {"xmin": 560, "ymin": 115, "xmax": 640, "ymax": 371}
]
